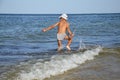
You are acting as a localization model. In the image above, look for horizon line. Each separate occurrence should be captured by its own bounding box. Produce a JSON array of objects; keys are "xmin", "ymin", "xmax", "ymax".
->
[{"xmin": 0, "ymin": 12, "xmax": 120, "ymax": 15}]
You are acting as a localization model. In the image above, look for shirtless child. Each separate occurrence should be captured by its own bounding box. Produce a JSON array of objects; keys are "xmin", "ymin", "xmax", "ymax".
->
[{"xmin": 42, "ymin": 14, "xmax": 74, "ymax": 51}]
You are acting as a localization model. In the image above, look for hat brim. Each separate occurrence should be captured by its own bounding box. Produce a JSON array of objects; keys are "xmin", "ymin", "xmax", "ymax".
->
[{"xmin": 59, "ymin": 16, "xmax": 67, "ymax": 20}]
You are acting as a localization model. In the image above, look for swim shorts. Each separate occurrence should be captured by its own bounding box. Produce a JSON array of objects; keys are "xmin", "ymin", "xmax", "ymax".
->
[{"xmin": 57, "ymin": 33, "xmax": 66, "ymax": 40}]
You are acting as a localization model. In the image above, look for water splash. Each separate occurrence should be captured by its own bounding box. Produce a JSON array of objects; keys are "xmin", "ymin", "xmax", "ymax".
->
[{"xmin": 78, "ymin": 39, "xmax": 86, "ymax": 51}]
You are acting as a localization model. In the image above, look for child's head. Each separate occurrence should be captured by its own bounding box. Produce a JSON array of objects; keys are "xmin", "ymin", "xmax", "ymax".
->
[{"xmin": 59, "ymin": 13, "xmax": 68, "ymax": 20}]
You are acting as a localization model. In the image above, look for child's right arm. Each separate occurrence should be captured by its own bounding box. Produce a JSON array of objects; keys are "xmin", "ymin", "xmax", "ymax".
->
[{"xmin": 42, "ymin": 22, "xmax": 59, "ymax": 32}]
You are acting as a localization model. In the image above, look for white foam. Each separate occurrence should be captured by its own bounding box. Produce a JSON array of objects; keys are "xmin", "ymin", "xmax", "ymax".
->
[{"xmin": 16, "ymin": 46, "xmax": 102, "ymax": 80}]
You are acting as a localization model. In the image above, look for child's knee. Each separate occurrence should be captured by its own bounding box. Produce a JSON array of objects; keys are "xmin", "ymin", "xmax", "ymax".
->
[{"xmin": 68, "ymin": 37, "xmax": 72, "ymax": 40}]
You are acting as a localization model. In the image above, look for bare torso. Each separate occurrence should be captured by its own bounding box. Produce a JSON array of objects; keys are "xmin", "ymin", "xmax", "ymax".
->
[{"xmin": 57, "ymin": 19, "xmax": 69, "ymax": 34}]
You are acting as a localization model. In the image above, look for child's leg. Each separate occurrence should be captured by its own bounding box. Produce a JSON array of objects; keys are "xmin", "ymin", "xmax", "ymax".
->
[
  {"xmin": 57, "ymin": 40, "xmax": 62, "ymax": 51},
  {"xmin": 64, "ymin": 36, "xmax": 72, "ymax": 50}
]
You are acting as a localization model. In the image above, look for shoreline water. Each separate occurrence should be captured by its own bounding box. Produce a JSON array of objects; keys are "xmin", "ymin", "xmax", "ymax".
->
[
  {"xmin": 45, "ymin": 47, "xmax": 120, "ymax": 80},
  {"xmin": 0, "ymin": 14, "xmax": 120, "ymax": 80},
  {"xmin": 18, "ymin": 47, "xmax": 119, "ymax": 80},
  {"xmin": 0, "ymin": 47, "xmax": 120, "ymax": 80},
  {"xmin": 0, "ymin": 46, "xmax": 102, "ymax": 80}
]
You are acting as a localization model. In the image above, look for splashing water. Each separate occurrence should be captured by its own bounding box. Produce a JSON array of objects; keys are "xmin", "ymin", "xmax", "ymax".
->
[{"xmin": 78, "ymin": 39, "xmax": 86, "ymax": 51}]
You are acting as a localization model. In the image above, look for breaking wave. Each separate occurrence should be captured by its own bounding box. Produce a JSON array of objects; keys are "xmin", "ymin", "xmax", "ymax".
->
[{"xmin": 16, "ymin": 46, "xmax": 102, "ymax": 80}]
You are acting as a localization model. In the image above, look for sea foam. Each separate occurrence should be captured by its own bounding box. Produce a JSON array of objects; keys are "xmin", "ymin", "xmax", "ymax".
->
[{"xmin": 16, "ymin": 46, "xmax": 102, "ymax": 80}]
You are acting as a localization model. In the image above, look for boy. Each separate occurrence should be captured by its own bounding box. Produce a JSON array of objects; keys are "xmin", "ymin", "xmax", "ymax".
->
[{"xmin": 42, "ymin": 14, "xmax": 74, "ymax": 51}]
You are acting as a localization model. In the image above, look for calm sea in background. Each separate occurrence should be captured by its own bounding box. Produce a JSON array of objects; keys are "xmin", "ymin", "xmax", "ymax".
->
[{"xmin": 0, "ymin": 14, "xmax": 120, "ymax": 80}]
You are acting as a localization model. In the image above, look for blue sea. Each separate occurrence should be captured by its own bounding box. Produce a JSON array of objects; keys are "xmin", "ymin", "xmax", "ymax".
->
[{"xmin": 0, "ymin": 14, "xmax": 120, "ymax": 80}]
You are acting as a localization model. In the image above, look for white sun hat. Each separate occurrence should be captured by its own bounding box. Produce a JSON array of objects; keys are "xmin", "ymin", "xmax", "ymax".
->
[{"xmin": 59, "ymin": 13, "xmax": 68, "ymax": 20}]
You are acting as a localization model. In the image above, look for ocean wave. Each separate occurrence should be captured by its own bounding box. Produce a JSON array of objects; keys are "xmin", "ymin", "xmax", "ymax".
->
[{"xmin": 16, "ymin": 46, "xmax": 102, "ymax": 80}]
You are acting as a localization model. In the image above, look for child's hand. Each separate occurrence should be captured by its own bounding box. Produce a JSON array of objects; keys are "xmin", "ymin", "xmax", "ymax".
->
[
  {"xmin": 71, "ymin": 33, "xmax": 74, "ymax": 37},
  {"xmin": 70, "ymin": 33, "xmax": 74, "ymax": 39},
  {"xmin": 42, "ymin": 28, "xmax": 47, "ymax": 32}
]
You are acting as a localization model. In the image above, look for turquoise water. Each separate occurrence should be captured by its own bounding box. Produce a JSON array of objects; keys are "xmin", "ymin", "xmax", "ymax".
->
[{"xmin": 0, "ymin": 14, "xmax": 120, "ymax": 80}]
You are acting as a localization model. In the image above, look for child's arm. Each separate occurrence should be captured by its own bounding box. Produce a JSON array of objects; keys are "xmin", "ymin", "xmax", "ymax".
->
[
  {"xmin": 67, "ymin": 24, "xmax": 74, "ymax": 37},
  {"xmin": 42, "ymin": 22, "xmax": 59, "ymax": 32}
]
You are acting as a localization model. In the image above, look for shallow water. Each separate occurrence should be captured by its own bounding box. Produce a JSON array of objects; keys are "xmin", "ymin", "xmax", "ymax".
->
[
  {"xmin": 0, "ymin": 47, "xmax": 102, "ymax": 80},
  {"xmin": 44, "ymin": 48, "xmax": 120, "ymax": 80},
  {"xmin": 0, "ymin": 14, "xmax": 120, "ymax": 80}
]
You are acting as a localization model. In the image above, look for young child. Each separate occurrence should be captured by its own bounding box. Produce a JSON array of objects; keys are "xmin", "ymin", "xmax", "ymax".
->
[{"xmin": 42, "ymin": 14, "xmax": 74, "ymax": 51}]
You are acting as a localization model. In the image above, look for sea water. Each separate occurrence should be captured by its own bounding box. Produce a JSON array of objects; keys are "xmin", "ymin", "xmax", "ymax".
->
[{"xmin": 0, "ymin": 14, "xmax": 120, "ymax": 80}]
